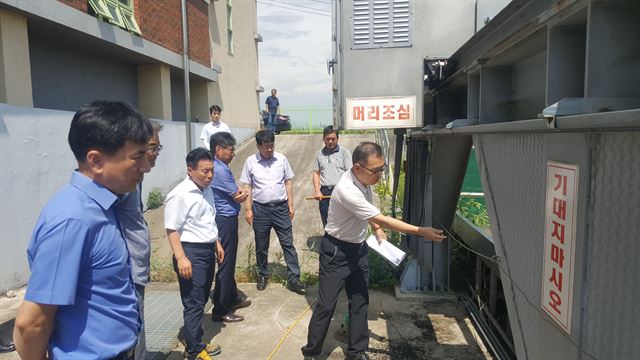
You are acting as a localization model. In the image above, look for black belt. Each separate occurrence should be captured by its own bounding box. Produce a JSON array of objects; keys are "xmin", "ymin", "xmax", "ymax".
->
[
  {"xmin": 324, "ymin": 233, "xmax": 364, "ymax": 248},
  {"xmin": 110, "ymin": 346, "xmax": 135, "ymax": 360},
  {"xmin": 254, "ymin": 200, "xmax": 287, "ymax": 207}
]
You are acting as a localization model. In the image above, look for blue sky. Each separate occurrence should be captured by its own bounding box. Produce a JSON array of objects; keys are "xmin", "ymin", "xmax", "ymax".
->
[{"xmin": 257, "ymin": 0, "xmax": 332, "ymax": 110}]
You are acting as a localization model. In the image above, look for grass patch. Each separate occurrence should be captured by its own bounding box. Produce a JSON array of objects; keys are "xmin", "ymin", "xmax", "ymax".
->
[
  {"xmin": 146, "ymin": 187, "xmax": 164, "ymax": 210},
  {"xmin": 150, "ymin": 257, "xmax": 177, "ymax": 282}
]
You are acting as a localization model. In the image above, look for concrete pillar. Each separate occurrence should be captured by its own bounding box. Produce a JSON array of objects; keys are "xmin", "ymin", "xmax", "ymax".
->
[
  {"xmin": 137, "ymin": 64, "xmax": 171, "ymax": 120},
  {"xmin": 190, "ymin": 80, "xmax": 215, "ymax": 123},
  {"xmin": 0, "ymin": 10, "xmax": 33, "ymax": 107}
]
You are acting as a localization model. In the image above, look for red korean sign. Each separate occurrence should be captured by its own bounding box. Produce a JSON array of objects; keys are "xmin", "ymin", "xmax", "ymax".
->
[
  {"xmin": 345, "ymin": 96, "xmax": 417, "ymax": 129},
  {"xmin": 541, "ymin": 161, "xmax": 578, "ymax": 334}
]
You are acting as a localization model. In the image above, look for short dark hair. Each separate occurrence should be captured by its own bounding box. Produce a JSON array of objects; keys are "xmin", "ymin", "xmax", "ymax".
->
[
  {"xmin": 210, "ymin": 132, "xmax": 236, "ymax": 151},
  {"xmin": 323, "ymin": 125, "xmax": 339, "ymax": 138},
  {"xmin": 255, "ymin": 129, "xmax": 275, "ymax": 145},
  {"xmin": 186, "ymin": 147, "xmax": 213, "ymax": 168},
  {"xmin": 152, "ymin": 121, "xmax": 164, "ymax": 134},
  {"xmin": 352, "ymin": 142, "xmax": 383, "ymax": 165},
  {"xmin": 209, "ymin": 104, "xmax": 222, "ymax": 114},
  {"xmin": 68, "ymin": 100, "xmax": 152, "ymax": 162}
]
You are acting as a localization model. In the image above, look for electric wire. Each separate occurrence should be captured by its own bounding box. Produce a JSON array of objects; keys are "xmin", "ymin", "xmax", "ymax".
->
[
  {"xmin": 258, "ymin": 0, "xmax": 330, "ymax": 17},
  {"xmin": 431, "ymin": 214, "xmax": 600, "ymax": 360},
  {"xmin": 267, "ymin": 0, "xmax": 331, "ymax": 14},
  {"xmin": 266, "ymin": 297, "xmax": 318, "ymax": 360}
]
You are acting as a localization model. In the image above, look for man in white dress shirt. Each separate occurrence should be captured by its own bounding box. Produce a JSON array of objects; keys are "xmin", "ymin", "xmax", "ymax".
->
[
  {"xmin": 165, "ymin": 147, "xmax": 224, "ymax": 360},
  {"xmin": 200, "ymin": 105, "xmax": 231, "ymax": 150},
  {"xmin": 301, "ymin": 142, "xmax": 446, "ymax": 360}
]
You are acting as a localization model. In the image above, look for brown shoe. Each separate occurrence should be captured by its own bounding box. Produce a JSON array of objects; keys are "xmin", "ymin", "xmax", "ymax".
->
[{"xmin": 211, "ymin": 313, "xmax": 244, "ymax": 323}]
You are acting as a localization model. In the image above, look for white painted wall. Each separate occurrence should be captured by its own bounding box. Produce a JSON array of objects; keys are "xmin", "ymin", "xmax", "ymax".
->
[{"xmin": 0, "ymin": 103, "xmax": 255, "ymax": 292}]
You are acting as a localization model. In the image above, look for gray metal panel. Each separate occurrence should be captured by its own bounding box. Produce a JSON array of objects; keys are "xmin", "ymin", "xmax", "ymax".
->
[
  {"xmin": 475, "ymin": 130, "xmax": 640, "ymax": 359},
  {"xmin": 582, "ymin": 132, "xmax": 640, "ymax": 359},
  {"xmin": 474, "ymin": 132, "xmax": 590, "ymax": 359}
]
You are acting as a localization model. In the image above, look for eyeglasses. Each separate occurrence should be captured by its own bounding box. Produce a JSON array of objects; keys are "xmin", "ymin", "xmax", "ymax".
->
[
  {"xmin": 222, "ymin": 146, "xmax": 235, "ymax": 153},
  {"xmin": 147, "ymin": 144, "xmax": 163, "ymax": 155},
  {"xmin": 359, "ymin": 163, "xmax": 387, "ymax": 175}
]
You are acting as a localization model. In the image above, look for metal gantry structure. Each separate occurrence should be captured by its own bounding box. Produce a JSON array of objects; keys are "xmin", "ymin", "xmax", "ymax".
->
[{"xmin": 334, "ymin": 0, "xmax": 640, "ymax": 359}]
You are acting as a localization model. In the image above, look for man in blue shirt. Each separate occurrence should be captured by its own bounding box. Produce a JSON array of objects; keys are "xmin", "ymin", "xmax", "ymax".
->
[
  {"xmin": 13, "ymin": 101, "xmax": 153, "ymax": 359},
  {"xmin": 265, "ymin": 88, "xmax": 280, "ymax": 132},
  {"xmin": 116, "ymin": 121, "xmax": 163, "ymax": 360},
  {"xmin": 209, "ymin": 132, "xmax": 251, "ymax": 323}
]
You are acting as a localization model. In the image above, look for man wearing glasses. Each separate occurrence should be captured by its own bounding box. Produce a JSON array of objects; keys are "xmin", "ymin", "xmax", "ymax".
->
[
  {"xmin": 209, "ymin": 132, "xmax": 251, "ymax": 323},
  {"xmin": 301, "ymin": 142, "xmax": 446, "ymax": 360},
  {"xmin": 14, "ymin": 101, "xmax": 151, "ymax": 359},
  {"xmin": 240, "ymin": 130, "xmax": 306, "ymax": 293},
  {"xmin": 116, "ymin": 121, "xmax": 163, "ymax": 360}
]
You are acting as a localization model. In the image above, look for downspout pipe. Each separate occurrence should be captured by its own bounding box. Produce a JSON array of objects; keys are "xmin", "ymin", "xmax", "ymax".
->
[{"xmin": 181, "ymin": 0, "xmax": 192, "ymax": 153}]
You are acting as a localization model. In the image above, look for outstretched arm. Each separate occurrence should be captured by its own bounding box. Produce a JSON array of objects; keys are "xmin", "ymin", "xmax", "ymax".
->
[{"xmin": 369, "ymin": 214, "xmax": 446, "ymax": 242}]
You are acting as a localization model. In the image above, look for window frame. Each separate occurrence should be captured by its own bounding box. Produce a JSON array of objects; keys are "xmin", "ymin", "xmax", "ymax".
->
[
  {"xmin": 227, "ymin": 0, "xmax": 234, "ymax": 55},
  {"xmin": 89, "ymin": 0, "xmax": 142, "ymax": 35}
]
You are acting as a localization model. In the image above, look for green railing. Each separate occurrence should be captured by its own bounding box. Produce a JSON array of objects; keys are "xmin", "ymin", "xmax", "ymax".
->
[{"xmin": 280, "ymin": 107, "xmax": 332, "ymax": 133}]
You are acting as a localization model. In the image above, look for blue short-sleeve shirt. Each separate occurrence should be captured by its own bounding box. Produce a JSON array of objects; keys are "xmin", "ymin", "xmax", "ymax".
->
[
  {"xmin": 211, "ymin": 158, "xmax": 241, "ymax": 216},
  {"xmin": 25, "ymin": 171, "xmax": 140, "ymax": 359},
  {"xmin": 265, "ymin": 95, "xmax": 279, "ymax": 114}
]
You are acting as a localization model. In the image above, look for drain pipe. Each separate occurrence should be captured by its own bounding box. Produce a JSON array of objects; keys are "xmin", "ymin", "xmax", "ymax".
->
[{"xmin": 181, "ymin": 0, "xmax": 192, "ymax": 153}]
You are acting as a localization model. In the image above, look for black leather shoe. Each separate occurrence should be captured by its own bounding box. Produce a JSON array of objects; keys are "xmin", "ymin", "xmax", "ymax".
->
[
  {"xmin": 0, "ymin": 340, "xmax": 15, "ymax": 353},
  {"xmin": 287, "ymin": 278, "xmax": 307, "ymax": 294},
  {"xmin": 211, "ymin": 313, "xmax": 244, "ymax": 323},
  {"xmin": 257, "ymin": 276, "xmax": 268, "ymax": 290},
  {"xmin": 231, "ymin": 298, "xmax": 252, "ymax": 310}
]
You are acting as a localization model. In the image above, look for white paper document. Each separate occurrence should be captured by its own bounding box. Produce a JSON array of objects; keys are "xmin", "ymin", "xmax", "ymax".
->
[{"xmin": 366, "ymin": 235, "xmax": 406, "ymax": 267}]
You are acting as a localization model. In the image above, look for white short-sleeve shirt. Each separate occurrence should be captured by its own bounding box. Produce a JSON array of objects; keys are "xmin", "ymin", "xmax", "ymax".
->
[
  {"xmin": 200, "ymin": 120, "xmax": 232, "ymax": 150},
  {"xmin": 164, "ymin": 177, "xmax": 218, "ymax": 244},
  {"xmin": 239, "ymin": 152, "xmax": 294, "ymax": 204},
  {"xmin": 324, "ymin": 170, "xmax": 380, "ymax": 243}
]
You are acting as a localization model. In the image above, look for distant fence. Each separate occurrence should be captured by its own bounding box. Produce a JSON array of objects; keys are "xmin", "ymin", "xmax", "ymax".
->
[{"xmin": 280, "ymin": 107, "xmax": 332, "ymax": 133}]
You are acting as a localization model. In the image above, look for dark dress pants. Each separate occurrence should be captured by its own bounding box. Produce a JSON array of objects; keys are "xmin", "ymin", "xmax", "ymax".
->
[
  {"xmin": 174, "ymin": 242, "xmax": 216, "ymax": 357},
  {"xmin": 252, "ymin": 201, "xmax": 301, "ymax": 281},
  {"xmin": 318, "ymin": 186, "xmax": 334, "ymax": 228},
  {"xmin": 212, "ymin": 215, "xmax": 240, "ymax": 316},
  {"xmin": 302, "ymin": 234, "xmax": 370, "ymax": 357}
]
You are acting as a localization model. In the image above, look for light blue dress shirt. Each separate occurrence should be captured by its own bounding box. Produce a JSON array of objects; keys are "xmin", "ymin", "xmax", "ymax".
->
[
  {"xmin": 25, "ymin": 171, "xmax": 140, "ymax": 359},
  {"xmin": 116, "ymin": 183, "xmax": 151, "ymax": 285},
  {"xmin": 239, "ymin": 152, "xmax": 294, "ymax": 204},
  {"xmin": 212, "ymin": 158, "xmax": 240, "ymax": 217}
]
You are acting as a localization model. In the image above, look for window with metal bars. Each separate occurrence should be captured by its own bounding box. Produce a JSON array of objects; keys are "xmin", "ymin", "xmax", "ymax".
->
[{"xmin": 352, "ymin": 0, "xmax": 411, "ymax": 49}]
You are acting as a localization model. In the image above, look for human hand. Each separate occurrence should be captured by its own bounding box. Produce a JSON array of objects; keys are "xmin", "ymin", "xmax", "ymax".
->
[
  {"xmin": 233, "ymin": 189, "xmax": 249, "ymax": 203},
  {"xmin": 313, "ymin": 189, "xmax": 323, "ymax": 200},
  {"xmin": 176, "ymin": 256, "xmax": 192, "ymax": 279},
  {"xmin": 216, "ymin": 242, "xmax": 225, "ymax": 264},
  {"xmin": 419, "ymin": 227, "xmax": 446, "ymax": 242},
  {"xmin": 289, "ymin": 206, "xmax": 295, "ymax": 220},
  {"xmin": 374, "ymin": 228, "xmax": 387, "ymax": 245},
  {"xmin": 245, "ymin": 209, "xmax": 253, "ymax": 225}
]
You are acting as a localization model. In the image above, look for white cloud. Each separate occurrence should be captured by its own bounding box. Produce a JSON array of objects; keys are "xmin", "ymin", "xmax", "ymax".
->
[{"xmin": 258, "ymin": 0, "xmax": 332, "ymax": 109}]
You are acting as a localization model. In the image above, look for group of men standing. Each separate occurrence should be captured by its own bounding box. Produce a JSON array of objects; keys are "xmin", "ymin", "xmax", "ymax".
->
[{"xmin": 13, "ymin": 99, "xmax": 445, "ymax": 360}]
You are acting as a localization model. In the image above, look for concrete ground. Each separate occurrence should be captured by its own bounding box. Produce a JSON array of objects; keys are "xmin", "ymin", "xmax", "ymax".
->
[{"xmin": 0, "ymin": 133, "xmax": 492, "ymax": 359}]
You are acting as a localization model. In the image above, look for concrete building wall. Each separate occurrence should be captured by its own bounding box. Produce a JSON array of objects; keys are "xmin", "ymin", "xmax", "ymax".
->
[
  {"xmin": 0, "ymin": 103, "xmax": 204, "ymax": 292},
  {"xmin": 208, "ymin": 0, "xmax": 261, "ymax": 132},
  {"xmin": 29, "ymin": 32, "xmax": 139, "ymax": 111}
]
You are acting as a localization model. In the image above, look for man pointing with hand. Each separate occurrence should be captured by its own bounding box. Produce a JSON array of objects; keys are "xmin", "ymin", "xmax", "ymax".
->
[{"xmin": 302, "ymin": 142, "xmax": 446, "ymax": 360}]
